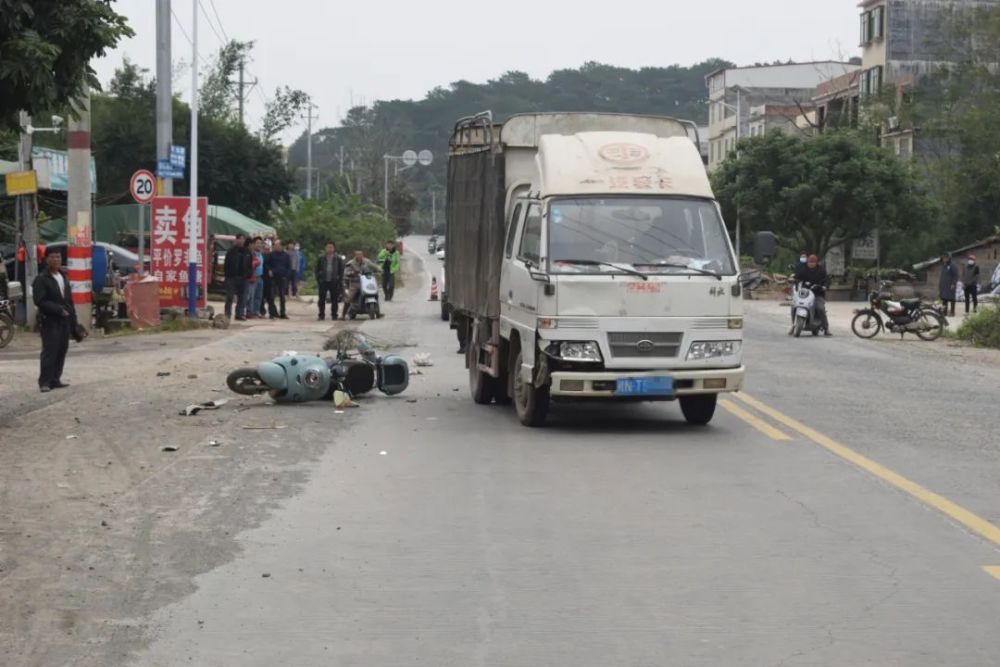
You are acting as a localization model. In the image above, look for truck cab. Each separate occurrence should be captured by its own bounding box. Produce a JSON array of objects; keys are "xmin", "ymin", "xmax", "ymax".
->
[{"xmin": 447, "ymin": 113, "xmax": 744, "ymax": 427}]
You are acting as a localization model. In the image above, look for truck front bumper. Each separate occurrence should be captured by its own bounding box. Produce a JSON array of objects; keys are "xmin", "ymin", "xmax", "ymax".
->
[{"xmin": 548, "ymin": 366, "xmax": 745, "ymax": 398}]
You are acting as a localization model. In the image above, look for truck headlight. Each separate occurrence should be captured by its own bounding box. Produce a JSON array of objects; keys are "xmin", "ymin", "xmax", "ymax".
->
[
  {"xmin": 551, "ymin": 341, "xmax": 603, "ymax": 362},
  {"xmin": 686, "ymin": 340, "xmax": 741, "ymax": 361}
]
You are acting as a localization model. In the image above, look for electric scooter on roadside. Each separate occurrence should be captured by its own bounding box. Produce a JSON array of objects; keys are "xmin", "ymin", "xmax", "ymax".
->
[{"xmin": 344, "ymin": 272, "xmax": 382, "ymax": 320}]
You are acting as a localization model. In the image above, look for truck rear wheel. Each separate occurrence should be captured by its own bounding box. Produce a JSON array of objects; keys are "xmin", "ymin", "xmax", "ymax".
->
[
  {"xmin": 679, "ymin": 394, "xmax": 718, "ymax": 426},
  {"xmin": 468, "ymin": 345, "xmax": 499, "ymax": 405},
  {"xmin": 512, "ymin": 349, "xmax": 549, "ymax": 427}
]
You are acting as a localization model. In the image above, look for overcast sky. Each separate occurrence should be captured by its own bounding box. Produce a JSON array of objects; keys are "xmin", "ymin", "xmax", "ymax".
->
[{"xmin": 94, "ymin": 0, "xmax": 860, "ymax": 143}]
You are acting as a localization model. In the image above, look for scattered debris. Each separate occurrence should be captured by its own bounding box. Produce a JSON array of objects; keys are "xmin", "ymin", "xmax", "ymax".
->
[
  {"xmin": 406, "ymin": 398, "xmax": 418, "ymax": 403},
  {"xmin": 452, "ymin": 388, "xmax": 460, "ymax": 392},
  {"xmin": 161, "ymin": 445, "xmax": 179, "ymax": 452},
  {"xmin": 187, "ymin": 374, "xmax": 198, "ymax": 379},
  {"xmin": 208, "ymin": 439, "xmax": 221, "ymax": 447},
  {"xmin": 410, "ymin": 369, "xmax": 423, "ymax": 376},
  {"xmin": 180, "ymin": 399, "xmax": 229, "ymax": 416},
  {"xmin": 413, "ymin": 353, "xmax": 433, "ymax": 367},
  {"xmin": 379, "ymin": 451, "xmax": 388, "ymax": 456},
  {"xmin": 333, "ymin": 390, "xmax": 359, "ymax": 409},
  {"xmin": 100, "ymin": 520, "xmax": 109, "ymax": 528},
  {"xmin": 242, "ymin": 423, "xmax": 288, "ymax": 431},
  {"xmin": 156, "ymin": 371, "xmax": 171, "ymax": 377},
  {"xmin": 261, "ymin": 572, "xmax": 271, "ymax": 578},
  {"xmin": 66, "ymin": 435, "xmax": 78, "ymax": 440}
]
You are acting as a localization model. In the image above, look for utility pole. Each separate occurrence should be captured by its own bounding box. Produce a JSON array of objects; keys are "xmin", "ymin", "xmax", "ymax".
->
[
  {"xmin": 303, "ymin": 103, "xmax": 317, "ymax": 198},
  {"xmin": 67, "ymin": 91, "xmax": 93, "ymax": 327},
  {"xmin": 188, "ymin": 0, "xmax": 199, "ymax": 316},
  {"xmin": 156, "ymin": 0, "xmax": 173, "ymax": 196},
  {"xmin": 238, "ymin": 59, "xmax": 245, "ymax": 128},
  {"xmin": 19, "ymin": 111, "xmax": 37, "ymax": 325},
  {"xmin": 232, "ymin": 58, "xmax": 256, "ymax": 128},
  {"xmin": 339, "ymin": 145, "xmax": 345, "ymax": 177},
  {"xmin": 432, "ymin": 190, "xmax": 437, "ymax": 231}
]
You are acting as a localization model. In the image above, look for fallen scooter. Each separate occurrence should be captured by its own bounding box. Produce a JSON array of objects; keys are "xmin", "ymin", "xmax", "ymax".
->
[{"xmin": 226, "ymin": 331, "xmax": 409, "ymax": 403}]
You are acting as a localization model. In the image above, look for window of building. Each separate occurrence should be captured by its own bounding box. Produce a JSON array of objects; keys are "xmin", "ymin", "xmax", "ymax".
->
[
  {"xmin": 860, "ymin": 5, "xmax": 885, "ymax": 44},
  {"xmin": 873, "ymin": 6, "xmax": 884, "ymax": 40}
]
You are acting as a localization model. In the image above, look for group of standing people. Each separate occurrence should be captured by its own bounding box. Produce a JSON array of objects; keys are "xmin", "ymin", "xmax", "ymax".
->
[
  {"xmin": 223, "ymin": 236, "xmax": 402, "ymax": 322},
  {"xmin": 222, "ymin": 235, "xmax": 305, "ymax": 321},
  {"xmin": 938, "ymin": 252, "xmax": 982, "ymax": 317}
]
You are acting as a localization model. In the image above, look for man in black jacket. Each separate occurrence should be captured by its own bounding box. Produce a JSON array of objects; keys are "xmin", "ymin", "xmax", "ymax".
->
[
  {"xmin": 223, "ymin": 234, "xmax": 253, "ymax": 321},
  {"xmin": 793, "ymin": 254, "xmax": 831, "ymax": 336},
  {"xmin": 314, "ymin": 241, "xmax": 345, "ymax": 321},
  {"xmin": 265, "ymin": 239, "xmax": 292, "ymax": 319},
  {"xmin": 33, "ymin": 247, "xmax": 85, "ymax": 392}
]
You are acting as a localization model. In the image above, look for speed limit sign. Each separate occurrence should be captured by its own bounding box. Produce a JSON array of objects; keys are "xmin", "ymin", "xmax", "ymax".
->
[{"xmin": 130, "ymin": 169, "xmax": 156, "ymax": 204}]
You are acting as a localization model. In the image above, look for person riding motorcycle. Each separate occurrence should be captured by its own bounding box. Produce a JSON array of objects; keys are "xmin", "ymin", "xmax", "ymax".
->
[
  {"xmin": 342, "ymin": 250, "xmax": 382, "ymax": 319},
  {"xmin": 792, "ymin": 254, "xmax": 832, "ymax": 336}
]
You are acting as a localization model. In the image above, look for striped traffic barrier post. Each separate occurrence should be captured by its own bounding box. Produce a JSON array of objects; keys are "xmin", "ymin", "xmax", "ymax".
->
[{"xmin": 66, "ymin": 245, "xmax": 92, "ymax": 315}]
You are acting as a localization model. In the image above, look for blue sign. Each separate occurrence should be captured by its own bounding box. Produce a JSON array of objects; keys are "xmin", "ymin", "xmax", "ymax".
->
[
  {"xmin": 31, "ymin": 147, "xmax": 97, "ymax": 193},
  {"xmin": 169, "ymin": 145, "xmax": 186, "ymax": 169},
  {"xmin": 157, "ymin": 159, "xmax": 184, "ymax": 180}
]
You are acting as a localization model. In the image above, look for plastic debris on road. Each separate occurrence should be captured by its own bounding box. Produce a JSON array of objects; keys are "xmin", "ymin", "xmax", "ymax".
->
[
  {"xmin": 161, "ymin": 444, "xmax": 179, "ymax": 452},
  {"xmin": 66, "ymin": 435, "xmax": 78, "ymax": 440},
  {"xmin": 413, "ymin": 353, "xmax": 433, "ymax": 367},
  {"xmin": 180, "ymin": 399, "xmax": 229, "ymax": 416},
  {"xmin": 333, "ymin": 390, "xmax": 360, "ymax": 409},
  {"xmin": 242, "ymin": 422, "xmax": 288, "ymax": 430},
  {"xmin": 379, "ymin": 451, "xmax": 388, "ymax": 456}
]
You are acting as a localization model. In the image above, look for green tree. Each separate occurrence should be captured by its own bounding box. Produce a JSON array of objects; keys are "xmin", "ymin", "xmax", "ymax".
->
[
  {"xmin": 712, "ymin": 131, "xmax": 933, "ymax": 260},
  {"xmin": 259, "ymin": 86, "xmax": 310, "ymax": 144},
  {"xmin": 199, "ymin": 40, "xmax": 254, "ymax": 122},
  {"xmin": 0, "ymin": 0, "xmax": 133, "ymax": 128},
  {"xmin": 272, "ymin": 187, "xmax": 395, "ymax": 261}
]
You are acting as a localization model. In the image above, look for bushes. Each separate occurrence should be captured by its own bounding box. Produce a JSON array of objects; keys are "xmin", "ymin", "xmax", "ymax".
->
[
  {"xmin": 954, "ymin": 306, "xmax": 1000, "ymax": 349},
  {"xmin": 271, "ymin": 192, "xmax": 396, "ymax": 262}
]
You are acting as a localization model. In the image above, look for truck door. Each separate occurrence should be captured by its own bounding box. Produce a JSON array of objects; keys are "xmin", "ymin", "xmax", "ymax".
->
[
  {"xmin": 504, "ymin": 201, "xmax": 544, "ymax": 363},
  {"xmin": 499, "ymin": 200, "xmax": 525, "ymax": 335}
]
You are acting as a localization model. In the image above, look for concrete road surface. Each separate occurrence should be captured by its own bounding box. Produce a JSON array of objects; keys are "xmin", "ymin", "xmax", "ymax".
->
[{"xmin": 3, "ymin": 239, "xmax": 999, "ymax": 666}]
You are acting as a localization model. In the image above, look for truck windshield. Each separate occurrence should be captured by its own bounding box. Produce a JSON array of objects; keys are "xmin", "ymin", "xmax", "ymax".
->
[{"xmin": 547, "ymin": 197, "xmax": 736, "ymax": 276}]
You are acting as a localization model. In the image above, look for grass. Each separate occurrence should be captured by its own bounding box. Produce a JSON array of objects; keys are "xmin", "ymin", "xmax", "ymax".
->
[{"xmin": 953, "ymin": 305, "xmax": 1000, "ymax": 349}]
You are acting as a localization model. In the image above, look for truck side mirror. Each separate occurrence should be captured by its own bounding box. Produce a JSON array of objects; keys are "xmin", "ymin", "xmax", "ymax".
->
[{"xmin": 753, "ymin": 231, "xmax": 777, "ymax": 266}]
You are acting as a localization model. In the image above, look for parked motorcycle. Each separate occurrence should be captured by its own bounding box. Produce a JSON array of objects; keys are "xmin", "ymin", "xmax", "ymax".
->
[
  {"xmin": 851, "ymin": 284, "xmax": 945, "ymax": 341},
  {"xmin": 345, "ymin": 272, "xmax": 381, "ymax": 320},
  {"xmin": 0, "ymin": 296, "xmax": 14, "ymax": 349},
  {"xmin": 226, "ymin": 332, "xmax": 409, "ymax": 402},
  {"xmin": 790, "ymin": 281, "xmax": 824, "ymax": 337}
]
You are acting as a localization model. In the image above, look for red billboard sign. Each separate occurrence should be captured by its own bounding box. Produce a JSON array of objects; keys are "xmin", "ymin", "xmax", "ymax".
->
[{"xmin": 150, "ymin": 196, "xmax": 208, "ymax": 308}]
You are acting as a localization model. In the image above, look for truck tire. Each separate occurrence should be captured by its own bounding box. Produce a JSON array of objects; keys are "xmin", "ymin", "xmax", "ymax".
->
[
  {"xmin": 512, "ymin": 348, "xmax": 549, "ymax": 427},
  {"xmin": 680, "ymin": 394, "xmax": 718, "ymax": 426},
  {"xmin": 468, "ymin": 345, "xmax": 499, "ymax": 405}
]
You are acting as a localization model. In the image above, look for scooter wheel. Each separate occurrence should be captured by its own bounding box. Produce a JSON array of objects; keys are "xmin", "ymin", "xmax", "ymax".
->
[
  {"xmin": 226, "ymin": 367, "xmax": 269, "ymax": 395},
  {"xmin": 367, "ymin": 303, "xmax": 379, "ymax": 320},
  {"xmin": 0, "ymin": 313, "xmax": 14, "ymax": 349}
]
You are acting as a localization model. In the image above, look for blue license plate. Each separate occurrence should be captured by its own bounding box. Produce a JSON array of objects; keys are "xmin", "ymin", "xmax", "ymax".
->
[{"xmin": 615, "ymin": 376, "xmax": 673, "ymax": 397}]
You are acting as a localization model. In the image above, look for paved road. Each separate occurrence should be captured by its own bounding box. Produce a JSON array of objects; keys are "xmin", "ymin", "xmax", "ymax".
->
[{"xmin": 128, "ymin": 241, "xmax": 1000, "ymax": 666}]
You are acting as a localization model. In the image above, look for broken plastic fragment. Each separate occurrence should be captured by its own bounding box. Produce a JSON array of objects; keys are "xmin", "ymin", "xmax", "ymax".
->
[{"xmin": 333, "ymin": 390, "xmax": 359, "ymax": 409}]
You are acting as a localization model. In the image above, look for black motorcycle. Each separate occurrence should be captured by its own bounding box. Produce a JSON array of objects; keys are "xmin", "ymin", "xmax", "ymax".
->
[{"xmin": 851, "ymin": 284, "xmax": 945, "ymax": 341}]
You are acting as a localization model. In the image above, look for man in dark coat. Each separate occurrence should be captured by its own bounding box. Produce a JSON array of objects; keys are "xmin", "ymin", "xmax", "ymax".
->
[
  {"xmin": 265, "ymin": 239, "xmax": 292, "ymax": 319},
  {"xmin": 938, "ymin": 252, "xmax": 958, "ymax": 317},
  {"xmin": 32, "ymin": 246, "xmax": 86, "ymax": 392},
  {"xmin": 223, "ymin": 233, "xmax": 253, "ymax": 321},
  {"xmin": 314, "ymin": 241, "xmax": 345, "ymax": 321},
  {"xmin": 793, "ymin": 254, "xmax": 831, "ymax": 336}
]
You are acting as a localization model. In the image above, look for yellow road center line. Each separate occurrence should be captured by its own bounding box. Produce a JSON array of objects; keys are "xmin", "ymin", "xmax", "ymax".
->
[
  {"xmin": 984, "ymin": 566, "xmax": 1000, "ymax": 581},
  {"xmin": 735, "ymin": 392, "xmax": 1000, "ymax": 548},
  {"xmin": 720, "ymin": 400, "xmax": 791, "ymax": 441}
]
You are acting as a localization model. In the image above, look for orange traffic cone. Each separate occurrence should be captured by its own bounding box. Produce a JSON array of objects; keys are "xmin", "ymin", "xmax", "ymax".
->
[{"xmin": 429, "ymin": 277, "xmax": 439, "ymax": 301}]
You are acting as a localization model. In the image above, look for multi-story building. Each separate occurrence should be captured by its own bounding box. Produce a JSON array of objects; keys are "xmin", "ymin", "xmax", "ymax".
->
[
  {"xmin": 705, "ymin": 62, "xmax": 860, "ymax": 170},
  {"xmin": 858, "ymin": 0, "xmax": 1000, "ymax": 155}
]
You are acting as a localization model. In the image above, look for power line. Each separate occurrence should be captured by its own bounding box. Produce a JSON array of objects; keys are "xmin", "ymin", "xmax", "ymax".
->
[
  {"xmin": 207, "ymin": 0, "xmax": 231, "ymax": 42},
  {"xmin": 170, "ymin": 7, "xmax": 213, "ymax": 69},
  {"xmin": 197, "ymin": 0, "xmax": 227, "ymax": 47}
]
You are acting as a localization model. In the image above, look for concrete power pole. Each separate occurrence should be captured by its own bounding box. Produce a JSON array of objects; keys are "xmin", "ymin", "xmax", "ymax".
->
[
  {"xmin": 18, "ymin": 111, "xmax": 38, "ymax": 325},
  {"xmin": 156, "ymin": 0, "xmax": 173, "ymax": 196},
  {"xmin": 304, "ymin": 104, "xmax": 316, "ymax": 199},
  {"xmin": 238, "ymin": 59, "xmax": 245, "ymax": 128},
  {"xmin": 67, "ymin": 91, "xmax": 94, "ymax": 327}
]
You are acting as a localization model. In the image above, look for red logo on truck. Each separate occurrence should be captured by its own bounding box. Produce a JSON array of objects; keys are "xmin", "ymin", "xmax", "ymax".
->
[{"xmin": 599, "ymin": 143, "xmax": 650, "ymax": 165}]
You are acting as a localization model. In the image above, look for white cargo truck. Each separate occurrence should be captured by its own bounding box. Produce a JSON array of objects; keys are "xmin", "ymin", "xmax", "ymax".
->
[{"xmin": 445, "ymin": 112, "xmax": 744, "ymax": 427}]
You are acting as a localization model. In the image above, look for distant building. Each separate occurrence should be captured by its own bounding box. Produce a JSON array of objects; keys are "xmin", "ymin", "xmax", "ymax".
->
[
  {"xmin": 705, "ymin": 62, "xmax": 860, "ymax": 170},
  {"xmin": 857, "ymin": 0, "xmax": 1000, "ymax": 155}
]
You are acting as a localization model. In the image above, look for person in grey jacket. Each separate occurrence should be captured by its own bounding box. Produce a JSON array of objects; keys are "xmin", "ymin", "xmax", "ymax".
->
[
  {"xmin": 938, "ymin": 253, "xmax": 958, "ymax": 317},
  {"xmin": 963, "ymin": 254, "xmax": 981, "ymax": 314}
]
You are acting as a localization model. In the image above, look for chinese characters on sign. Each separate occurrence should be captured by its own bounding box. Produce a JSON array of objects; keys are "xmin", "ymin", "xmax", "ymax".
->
[
  {"xmin": 608, "ymin": 174, "xmax": 674, "ymax": 191},
  {"xmin": 150, "ymin": 196, "xmax": 208, "ymax": 308}
]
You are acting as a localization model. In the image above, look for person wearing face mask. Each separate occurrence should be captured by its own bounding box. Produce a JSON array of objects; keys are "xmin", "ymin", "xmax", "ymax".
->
[
  {"xmin": 793, "ymin": 254, "xmax": 831, "ymax": 336},
  {"xmin": 963, "ymin": 254, "xmax": 980, "ymax": 314}
]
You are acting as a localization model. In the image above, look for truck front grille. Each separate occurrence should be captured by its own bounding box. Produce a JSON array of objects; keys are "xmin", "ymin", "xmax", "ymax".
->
[{"xmin": 607, "ymin": 332, "xmax": 682, "ymax": 358}]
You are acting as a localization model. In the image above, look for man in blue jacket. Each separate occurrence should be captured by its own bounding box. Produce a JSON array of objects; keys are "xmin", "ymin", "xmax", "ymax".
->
[{"xmin": 266, "ymin": 240, "xmax": 292, "ymax": 319}]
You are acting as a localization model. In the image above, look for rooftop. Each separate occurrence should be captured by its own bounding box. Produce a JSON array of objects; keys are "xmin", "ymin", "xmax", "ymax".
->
[{"xmin": 706, "ymin": 62, "xmax": 861, "ymax": 90}]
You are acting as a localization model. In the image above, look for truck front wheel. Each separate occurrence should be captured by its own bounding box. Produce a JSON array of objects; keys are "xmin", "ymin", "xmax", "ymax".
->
[
  {"xmin": 679, "ymin": 394, "xmax": 718, "ymax": 426},
  {"xmin": 468, "ymin": 345, "xmax": 499, "ymax": 405},
  {"xmin": 512, "ymin": 349, "xmax": 550, "ymax": 427}
]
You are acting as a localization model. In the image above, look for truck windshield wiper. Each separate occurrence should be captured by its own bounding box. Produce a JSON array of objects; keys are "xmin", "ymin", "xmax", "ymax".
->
[
  {"xmin": 634, "ymin": 262, "xmax": 723, "ymax": 281},
  {"xmin": 554, "ymin": 259, "xmax": 649, "ymax": 281}
]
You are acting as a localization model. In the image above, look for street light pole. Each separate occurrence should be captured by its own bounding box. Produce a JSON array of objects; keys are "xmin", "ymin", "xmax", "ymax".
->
[
  {"xmin": 735, "ymin": 86, "xmax": 742, "ymax": 265},
  {"xmin": 188, "ymin": 0, "xmax": 199, "ymax": 317}
]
